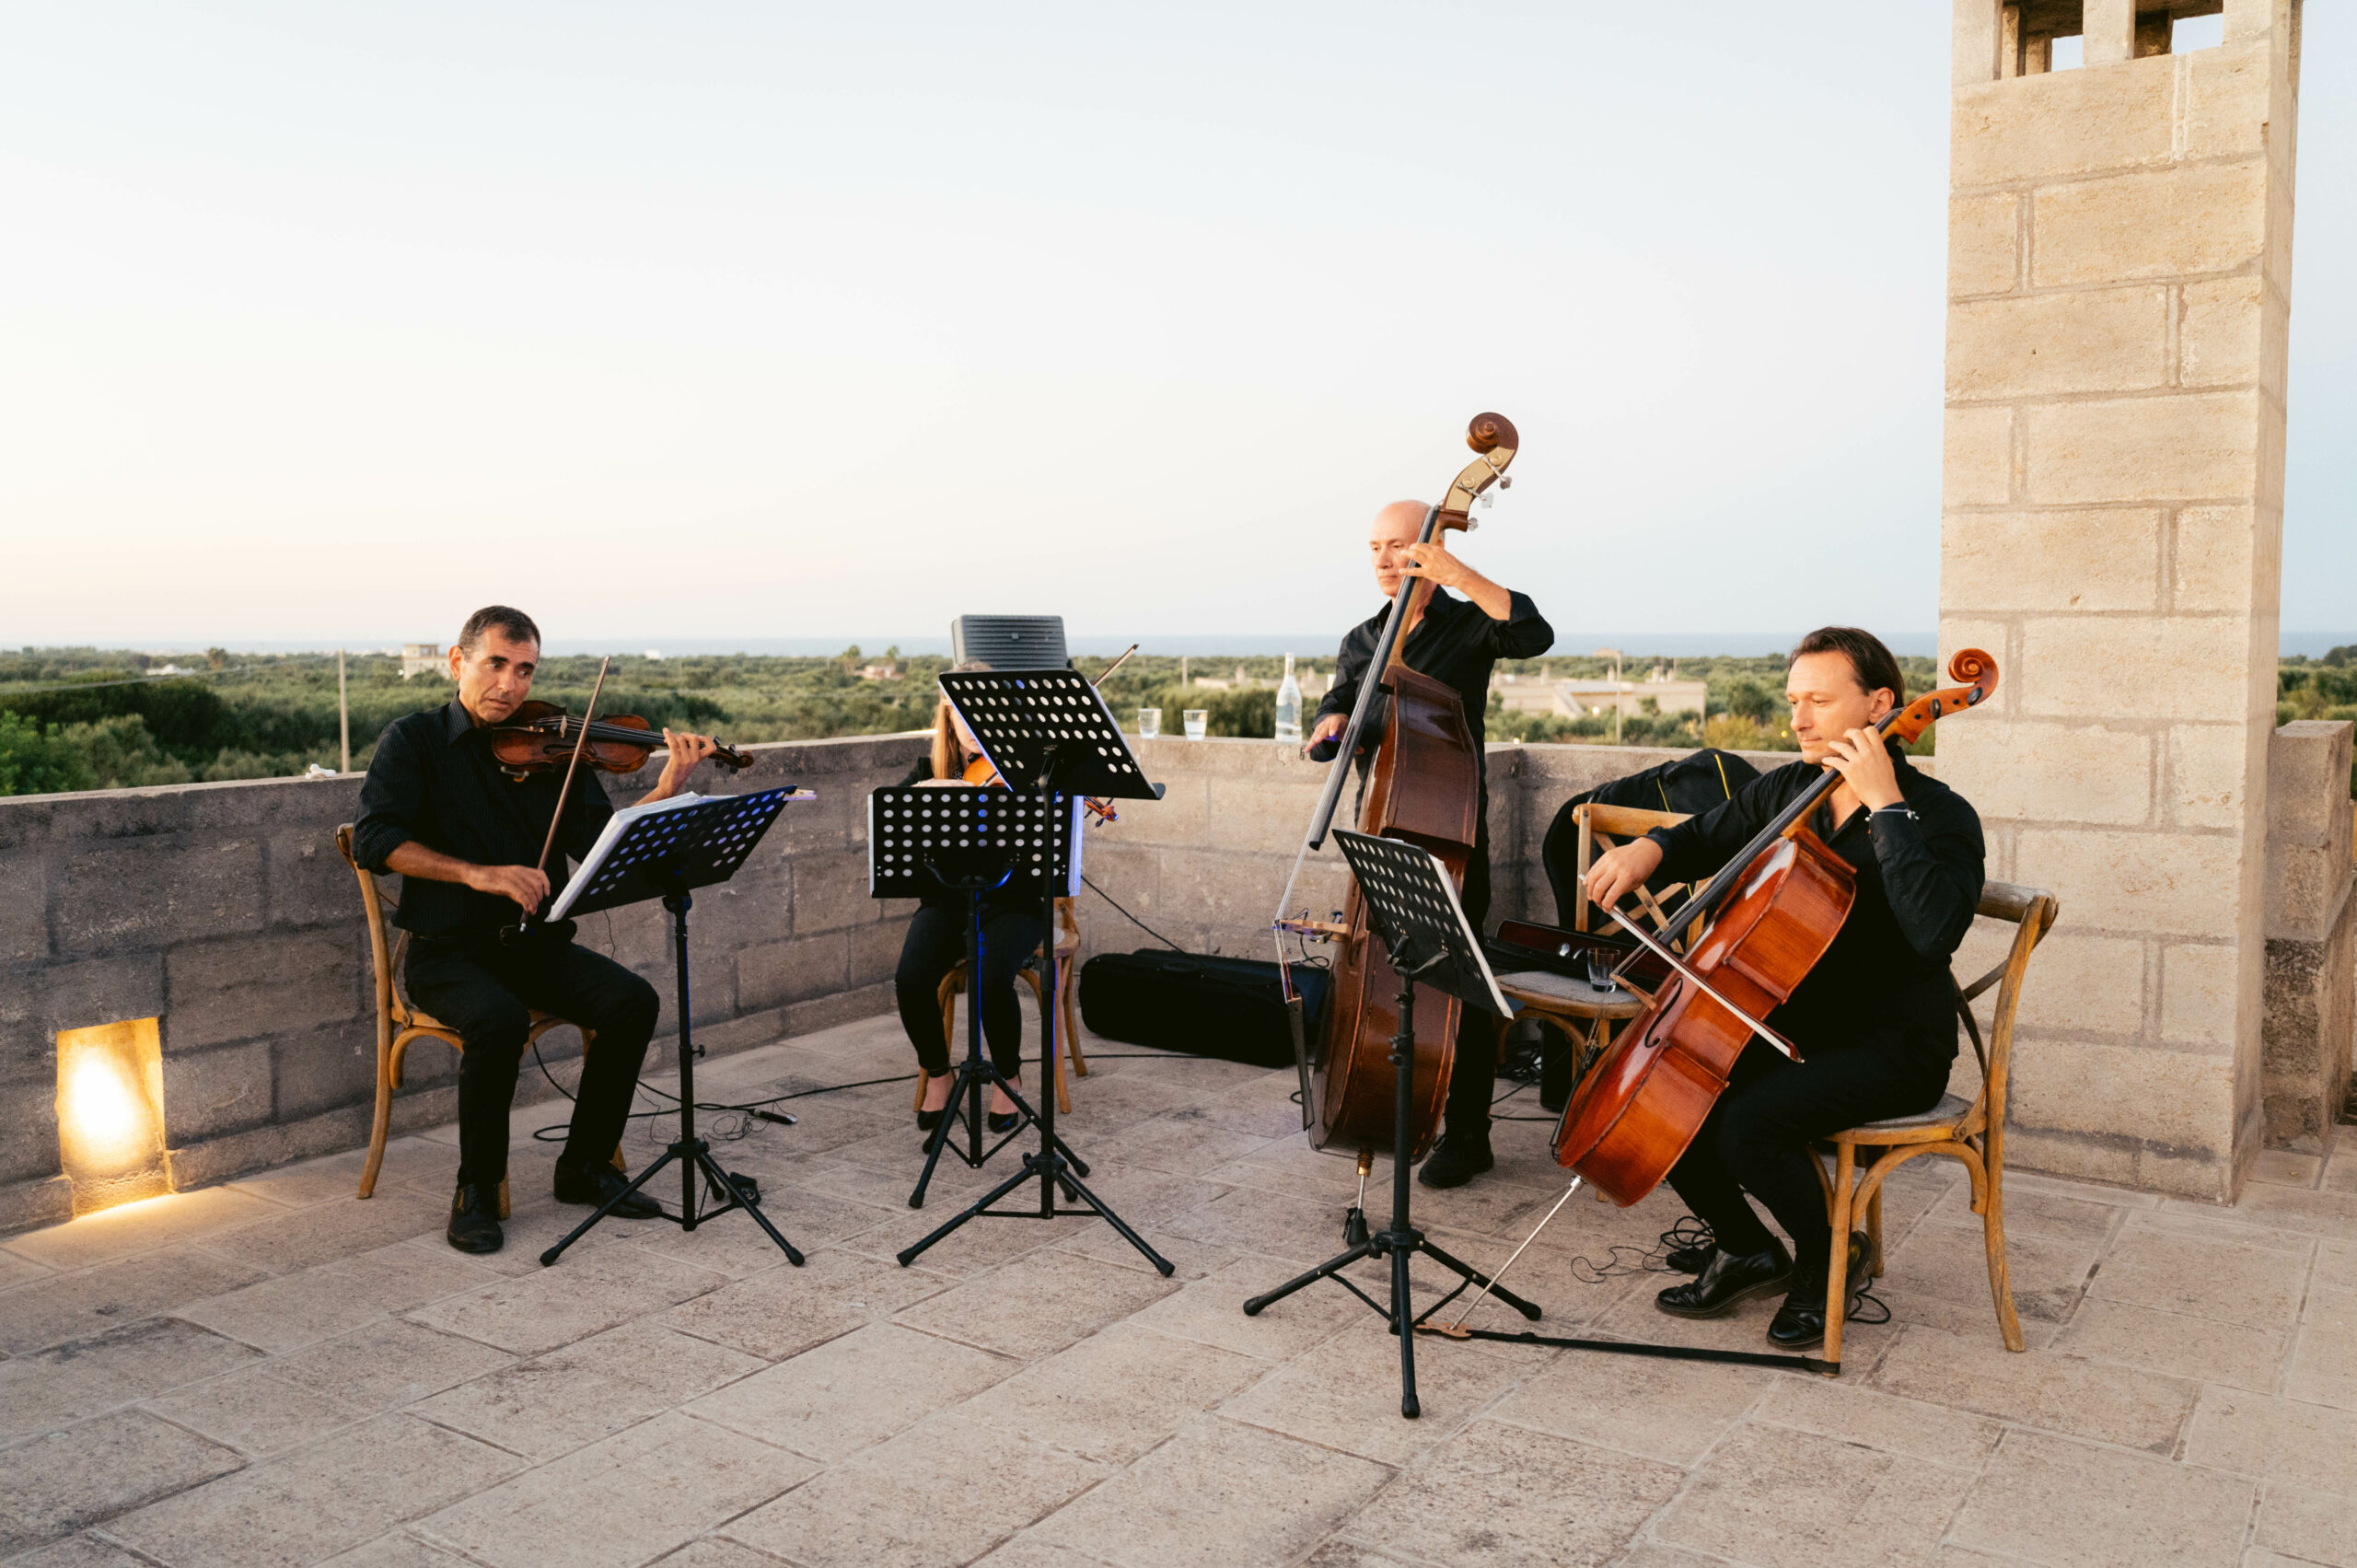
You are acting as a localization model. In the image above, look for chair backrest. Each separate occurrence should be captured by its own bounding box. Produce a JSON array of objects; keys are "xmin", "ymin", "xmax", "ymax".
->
[
  {"xmin": 1571, "ymin": 802, "xmax": 1691, "ymax": 937},
  {"xmin": 1954, "ymin": 880, "xmax": 2058, "ymax": 1153},
  {"xmin": 336, "ymin": 823, "xmax": 402, "ymax": 1023}
]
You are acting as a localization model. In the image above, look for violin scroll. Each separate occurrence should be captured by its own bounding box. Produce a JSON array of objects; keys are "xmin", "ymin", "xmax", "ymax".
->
[{"xmin": 1884, "ymin": 647, "xmax": 1999, "ymax": 746}]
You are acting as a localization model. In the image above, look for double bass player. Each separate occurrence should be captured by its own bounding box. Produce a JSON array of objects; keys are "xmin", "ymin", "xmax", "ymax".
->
[{"xmin": 1306, "ymin": 498, "xmax": 1555, "ymax": 1190}]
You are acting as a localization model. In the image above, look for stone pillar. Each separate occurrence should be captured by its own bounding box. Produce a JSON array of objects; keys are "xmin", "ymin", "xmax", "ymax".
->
[
  {"xmin": 1938, "ymin": 0, "xmax": 2302, "ymax": 1198},
  {"xmin": 2263, "ymin": 721, "xmax": 2353, "ymax": 1151}
]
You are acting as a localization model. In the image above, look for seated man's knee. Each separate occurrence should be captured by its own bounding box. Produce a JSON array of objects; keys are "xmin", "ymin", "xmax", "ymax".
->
[{"xmin": 462, "ymin": 999, "xmax": 533, "ymax": 1059}]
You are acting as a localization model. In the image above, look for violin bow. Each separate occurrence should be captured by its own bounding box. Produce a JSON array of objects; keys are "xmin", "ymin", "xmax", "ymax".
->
[{"xmin": 524, "ymin": 655, "xmax": 610, "ymax": 923}]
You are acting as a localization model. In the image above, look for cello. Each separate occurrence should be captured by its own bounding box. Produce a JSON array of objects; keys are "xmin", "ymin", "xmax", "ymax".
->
[
  {"xmin": 1550, "ymin": 647, "xmax": 2001, "ymax": 1206},
  {"xmin": 1275, "ymin": 412, "xmax": 1520, "ymax": 1162}
]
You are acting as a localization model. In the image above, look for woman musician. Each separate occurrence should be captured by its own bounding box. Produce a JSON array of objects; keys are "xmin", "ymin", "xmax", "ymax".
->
[
  {"xmin": 894, "ymin": 663, "xmax": 1045, "ymax": 1134},
  {"xmin": 1582, "ymin": 627, "xmax": 1986, "ymax": 1349}
]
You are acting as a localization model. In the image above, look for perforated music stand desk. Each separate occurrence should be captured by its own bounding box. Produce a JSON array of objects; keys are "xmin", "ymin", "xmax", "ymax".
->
[
  {"xmin": 540, "ymin": 786, "xmax": 814, "ymax": 1269},
  {"xmin": 888, "ymin": 670, "xmax": 1171, "ymax": 1276}
]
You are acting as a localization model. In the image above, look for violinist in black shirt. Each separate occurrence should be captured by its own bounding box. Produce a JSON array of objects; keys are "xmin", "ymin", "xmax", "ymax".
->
[
  {"xmin": 352, "ymin": 606, "xmax": 726, "ymax": 1254},
  {"xmin": 1585, "ymin": 627, "xmax": 1986, "ymax": 1349},
  {"xmin": 1307, "ymin": 499, "xmax": 1555, "ymax": 1190}
]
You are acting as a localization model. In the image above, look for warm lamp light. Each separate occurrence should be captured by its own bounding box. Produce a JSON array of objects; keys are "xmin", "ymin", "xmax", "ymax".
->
[{"xmin": 55, "ymin": 1018, "xmax": 169, "ymax": 1214}]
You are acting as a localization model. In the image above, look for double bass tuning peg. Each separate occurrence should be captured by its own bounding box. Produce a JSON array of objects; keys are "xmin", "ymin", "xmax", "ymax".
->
[{"xmin": 1479, "ymin": 475, "xmax": 1513, "ymax": 510}]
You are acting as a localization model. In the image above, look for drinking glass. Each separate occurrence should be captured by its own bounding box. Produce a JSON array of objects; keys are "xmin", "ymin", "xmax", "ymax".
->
[
  {"xmin": 1136, "ymin": 708, "xmax": 1160, "ymax": 739},
  {"xmin": 1584, "ymin": 947, "xmax": 1618, "ymax": 993},
  {"xmin": 1183, "ymin": 709, "xmax": 1209, "ymax": 741}
]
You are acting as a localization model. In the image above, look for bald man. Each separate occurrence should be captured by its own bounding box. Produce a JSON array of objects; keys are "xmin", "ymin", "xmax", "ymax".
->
[{"xmin": 1306, "ymin": 500, "xmax": 1555, "ymax": 1189}]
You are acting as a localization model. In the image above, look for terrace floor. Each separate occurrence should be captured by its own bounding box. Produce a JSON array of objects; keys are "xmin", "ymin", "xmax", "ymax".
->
[{"xmin": 3, "ymin": 1011, "xmax": 2354, "ymax": 1568}]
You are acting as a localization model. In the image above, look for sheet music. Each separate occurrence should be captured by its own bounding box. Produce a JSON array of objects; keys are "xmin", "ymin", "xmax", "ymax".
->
[{"xmin": 547, "ymin": 792, "xmax": 709, "ymax": 921}]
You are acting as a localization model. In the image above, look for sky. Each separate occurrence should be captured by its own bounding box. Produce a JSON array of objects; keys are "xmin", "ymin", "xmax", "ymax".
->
[{"xmin": 1, "ymin": 3, "xmax": 2348, "ymax": 653}]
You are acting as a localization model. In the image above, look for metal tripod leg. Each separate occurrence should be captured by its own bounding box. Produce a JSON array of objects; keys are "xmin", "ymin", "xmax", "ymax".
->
[{"xmin": 1240, "ymin": 1240, "xmax": 1379, "ymax": 1316}]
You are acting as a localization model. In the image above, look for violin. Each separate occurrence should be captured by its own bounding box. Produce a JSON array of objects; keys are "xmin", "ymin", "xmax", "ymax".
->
[
  {"xmin": 1550, "ymin": 647, "xmax": 2000, "ymax": 1205},
  {"xmin": 487, "ymin": 700, "xmax": 753, "ymax": 782},
  {"xmin": 1276, "ymin": 412, "xmax": 1520, "ymax": 1162}
]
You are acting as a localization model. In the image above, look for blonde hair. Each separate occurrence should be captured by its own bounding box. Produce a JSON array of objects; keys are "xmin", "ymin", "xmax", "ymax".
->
[{"xmin": 928, "ymin": 661, "xmax": 993, "ymax": 780}]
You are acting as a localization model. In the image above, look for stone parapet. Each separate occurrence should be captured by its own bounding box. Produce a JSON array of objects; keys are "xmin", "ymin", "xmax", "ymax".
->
[
  {"xmin": 0, "ymin": 731, "xmax": 925, "ymax": 1231},
  {"xmin": 2262, "ymin": 721, "xmax": 2354, "ymax": 1151}
]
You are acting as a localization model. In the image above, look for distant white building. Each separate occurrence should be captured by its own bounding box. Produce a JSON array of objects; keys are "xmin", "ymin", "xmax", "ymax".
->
[{"xmin": 401, "ymin": 644, "xmax": 444, "ymax": 679}]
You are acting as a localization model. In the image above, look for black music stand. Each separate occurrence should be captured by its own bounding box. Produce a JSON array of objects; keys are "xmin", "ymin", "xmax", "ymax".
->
[
  {"xmin": 1242, "ymin": 829, "xmax": 1540, "ymax": 1417},
  {"xmin": 868, "ymin": 784, "xmax": 1095, "ymax": 1205},
  {"xmin": 539, "ymin": 787, "xmax": 813, "ymax": 1269},
  {"xmin": 888, "ymin": 669, "xmax": 1172, "ymax": 1276}
]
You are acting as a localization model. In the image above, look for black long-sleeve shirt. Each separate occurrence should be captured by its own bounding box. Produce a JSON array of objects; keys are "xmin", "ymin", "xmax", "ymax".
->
[
  {"xmin": 352, "ymin": 700, "xmax": 615, "ymax": 936},
  {"xmin": 1644, "ymin": 753, "xmax": 1985, "ymax": 1063},
  {"xmin": 1313, "ymin": 587, "xmax": 1556, "ymax": 827}
]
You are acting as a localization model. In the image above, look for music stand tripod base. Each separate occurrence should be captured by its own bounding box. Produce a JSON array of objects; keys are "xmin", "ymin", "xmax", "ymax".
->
[{"xmin": 538, "ymin": 788, "xmax": 814, "ymax": 1269}]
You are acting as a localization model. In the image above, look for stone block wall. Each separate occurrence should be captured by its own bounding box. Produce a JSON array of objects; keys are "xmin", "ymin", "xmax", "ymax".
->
[
  {"xmin": 1938, "ymin": 0, "xmax": 2302, "ymax": 1197},
  {"xmin": 2263, "ymin": 721, "xmax": 2353, "ymax": 1151},
  {"xmin": 0, "ymin": 733, "xmax": 924, "ymax": 1231}
]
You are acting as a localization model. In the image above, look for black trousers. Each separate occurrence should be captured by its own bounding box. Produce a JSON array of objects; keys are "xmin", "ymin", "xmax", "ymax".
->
[
  {"xmin": 1439, "ymin": 839, "xmax": 1496, "ymax": 1139},
  {"xmin": 896, "ymin": 900, "xmax": 1048, "ymax": 1078},
  {"xmin": 405, "ymin": 935, "xmax": 661, "ymax": 1192},
  {"xmin": 1665, "ymin": 1034, "xmax": 1950, "ymax": 1282}
]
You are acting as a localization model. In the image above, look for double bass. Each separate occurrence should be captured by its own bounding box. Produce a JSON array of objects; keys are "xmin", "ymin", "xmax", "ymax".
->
[
  {"xmin": 1276, "ymin": 412, "xmax": 1519, "ymax": 1161},
  {"xmin": 1550, "ymin": 647, "xmax": 2000, "ymax": 1205}
]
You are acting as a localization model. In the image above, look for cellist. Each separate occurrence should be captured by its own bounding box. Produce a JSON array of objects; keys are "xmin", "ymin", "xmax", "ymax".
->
[
  {"xmin": 1306, "ymin": 499, "xmax": 1555, "ymax": 1190},
  {"xmin": 1583, "ymin": 627, "xmax": 1985, "ymax": 1349}
]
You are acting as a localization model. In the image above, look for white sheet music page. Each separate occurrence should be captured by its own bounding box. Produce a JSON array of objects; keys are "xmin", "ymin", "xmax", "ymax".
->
[{"xmin": 547, "ymin": 792, "xmax": 706, "ymax": 921}]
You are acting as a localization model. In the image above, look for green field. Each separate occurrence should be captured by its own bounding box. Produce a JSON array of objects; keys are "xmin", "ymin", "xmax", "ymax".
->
[{"xmin": 5, "ymin": 645, "xmax": 2351, "ymax": 797}]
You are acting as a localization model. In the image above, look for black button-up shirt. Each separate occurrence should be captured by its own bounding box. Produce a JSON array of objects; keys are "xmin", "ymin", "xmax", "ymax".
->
[
  {"xmin": 1645, "ymin": 754, "xmax": 1985, "ymax": 1063},
  {"xmin": 1313, "ymin": 587, "xmax": 1557, "ymax": 819},
  {"xmin": 352, "ymin": 700, "xmax": 615, "ymax": 936}
]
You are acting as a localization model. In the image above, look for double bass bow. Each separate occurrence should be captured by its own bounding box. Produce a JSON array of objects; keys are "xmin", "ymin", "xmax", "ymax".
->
[{"xmin": 1273, "ymin": 412, "xmax": 1520, "ymax": 1163}]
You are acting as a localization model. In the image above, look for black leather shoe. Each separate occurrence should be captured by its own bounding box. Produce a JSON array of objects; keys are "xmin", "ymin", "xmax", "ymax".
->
[
  {"xmin": 1417, "ymin": 1131, "xmax": 1495, "ymax": 1190},
  {"xmin": 916, "ymin": 1107, "xmax": 947, "ymax": 1132},
  {"xmin": 554, "ymin": 1161, "xmax": 663, "ymax": 1219},
  {"xmin": 1666, "ymin": 1241, "xmax": 1716, "ymax": 1275},
  {"xmin": 986, "ymin": 1109, "xmax": 1022, "ymax": 1134},
  {"xmin": 1767, "ymin": 1232, "xmax": 1873, "ymax": 1350},
  {"xmin": 447, "ymin": 1182, "xmax": 503, "ymax": 1254},
  {"xmin": 1655, "ymin": 1241, "xmax": 1792, "ymax": 1318}
]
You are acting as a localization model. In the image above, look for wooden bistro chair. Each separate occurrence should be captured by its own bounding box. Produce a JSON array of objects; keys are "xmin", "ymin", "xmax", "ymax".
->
[
  {"xmin": 915, "ymin": 896, "xmax": 1086, "ymax": 1116},
  {"xmin": 336, "ymin": 824, "xmax": 624, "ymax": 1218},
  {"xmin": 1489, "ymin": 804, "xmax": 1695, "ymax": 1104},
  {"xmin": 1814, "ymin": 881, "xmax": 2059, "ymax": 1368}
]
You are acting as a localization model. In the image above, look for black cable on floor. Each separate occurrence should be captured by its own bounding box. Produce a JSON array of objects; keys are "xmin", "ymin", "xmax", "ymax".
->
[{"xmin": 1080, "ymin": 873, "xmax": 1186, "ymax": 952}]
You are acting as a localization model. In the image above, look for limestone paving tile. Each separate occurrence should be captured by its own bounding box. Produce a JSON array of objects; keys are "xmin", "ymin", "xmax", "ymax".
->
[
  {"xmin": 264, "ymin": 1317, "xmax": 515, "ymax": 1412},
  {"xmin": 1869, "ymin": 1324, "xmax": 2200, "ymax": 1454},
  {"xmin": 687, "ymin": 1320, "xmax": 1016, "ymax": 1461},
  {"xmin": 1158, "ymin": 1185, "xmax": 1352, "ymax": 1262},
  {"xmin": 1341, "ymin": 1418, "xmax": 1681, "ymax": 1568},
  {"xmin": 0, "ymin": 1318, "xmax": 261, "ymax": 1445},
  {"xmin": 1028, "ymin": 1412, "xmax": 1392, "ymax": 1568},
  {"xmin": 2226, "ymin": 1185, "xmax": 2357, "ymax": 1239},
  {"xmin": 1122, "ymin": 1254, "xmax": 1364, "ymax": 1362},
  {"xmin": 447, "ymin": 1194, "xmax": 646, "ymax": 1278},
  {"xmin": 5, "ymin": 1186, "xmax": 287, "ymax": 1272},
  {"xmin": 412, "ymin": 1319, "xmax": 767, "ymax": 1462},
  {"xmin": 1925, "ymin": 1179, "xmax": 2129, "ymax": 1248},
  {"xmin": 2051, "ymin": 1298, "xmax": 2291, "ymax": 1392},
  {"xmin": 142, "ymin": 1365, "xmax": 377, "ymax": 1458},
  {"xmin": 225, "ymin": 1137, "xmax": 456, "ymax": 1211},
  {"xmin": 1096, "ymin": 1109, "xmax": 1281, "ymax": 1179},
  {"xmin": 2254, "ymin": 1484, "xmax": 2357, "ymax": 1566},
  {"xmin": 1883, "ymin": 1216, "xmax": 2100, "ymax": 1325},
  {"xmin": 828, "ymin": 1200, "xmax": 1087, "ymax": 1280},
  {"xmin": 105, "ymin": 1411, "xmax": 528, "ymax": 1568},
  {"xmin": 201, "ymin": 1187, "xmax": 451, "ymax": 1273},
  {"xmin": 1948, "ymin": 1427, "xmax": 2255, "ymax": 1568},
  {"xmin": 0, "ymin": 1245, "xmax": 270, "ymax": 1354},
  {"xmin": 2251, "ymin": 1149, "xmax": 2325, "ymax": 1189},
  {"xmin": 401, "ymin": 1239, "xmax": 731, "ymax": 1356},
  {"xmin": 2085, "ymin": 1225, "xmax": 2313, "ymax": 1330},
  {"xmin": 1216, "ymin": 1318, "xmax": 1535, "ymax": 1466},
  {"xmin": 956, "ymin": 1323, "xmax": 1268, "ymax": 1466},
  {"xmin": 2285, "ymin": 1287, "xmax": 2357, "ymax": 1411},
  {"xmin": 1651, "ymin": 1421, "xmax": 1977, "ymax": 1568},
  {"xmin": 0, "ymin": 1246, "xmax": 52, "ymax": 1288},
  {"xmin": 722, "ymin": 1411, "xmax": 1108, "ymax": 1568},
  {"xmin": 1412, "ymin": 1222, "xmax": 1662, "ymax": 1332},
  {"xmin": 2182, "ymin": 1384, "xmax": 2357, "ymax": 1497},
  {"xmin": 2320, "ymin": 1240, "xmax": 2357, "ymax": 1293},
  {"xmin": 313, "ymin": 1530, "xmax": 484, "ymax": 1567},
  {"xmin": 970, "ymin": 1539, "xmax": 1126, "ymax": 1568},
  {"xmin": 1881, "ymin": 1287, "xmax": 2066, "ymax": 1352},
  {"xmin": 1048, "ymin": 1221, "xmax": 1235, "ymax": 1281},
  {"xmin": 1585, "ymin": 1272, "xmax": 1902, "ymax": 1375},
  {"xmin": 1747, "ymin": 1376, "xmax": 2005, "ymax": 1469},
  {"xmin": 646, "ymin": 1538, "xmax": 806, "ymax": 1568},
  {"xmin": 1484, "ymin": 1338, "xmax": 1777, "ymax": 1466},
  {"xmin": 620, "ymin": 1183, "xmax": 898, "ymax": 1279},
  {"xmin": 1044, "ymin": 1165, "xmax": 1232, "ymax": 1229},
  {"xmin": 891, "ymin": 1248, "xmax": 1181, "ymax": 1362},
  {"xmin": 786, "ymin": 1144, "xmax": 1007, "ymax": 1214},
  {"xmin": 2323, "ymin": 1151, "xmax": 2357, "ymax": 1196},
  {"xmin": 171, "ymin": 1240, "xmax": 498, "ymax": 1355},
  {"xmin": 658, "ymin": 1245, "xmax": 958, "ymax": 1361},
  {"xmin": 0, "ymin": 1535, "xmax": 162, "ymax": 1568},
  {"xmin": 0, "ymin": 1408, "xmax": 244, "ymax": 1559},
  {"xmin": 414, "ymin": 1410, "xmax": 814, "ymax": 1568}
]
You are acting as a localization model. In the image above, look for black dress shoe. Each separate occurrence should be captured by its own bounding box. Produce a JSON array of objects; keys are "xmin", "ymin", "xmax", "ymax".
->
[
  {"xmin": 987, "ymin": 1109, "xmax": 1022, "ymax": 1134},
  {"xmin": 916, "ymin": 1107, "xmax": 947, "ymax": 1132},
  {"xmin": 447, "ymin": 1182, "xmax": 504, "ymax": 1254},
  {"xmin": 1767, "ymin": 1232, "xmax": 1873, "ymax": 1350},
  {"xmin": 1666, "ymin": 1240, "xmax": 1717, "ymax": 1275},
  {"xmin": 1655, "ymin": 1241, "xmax": 1792, "ymax": 1318},
  {"xmin": 554, "ymin": 1161, "xmax": 663, "ymax": 1219},
  {"xmin": 1417, "ymin": 1131, "xmax": 1495, "ymax": 1190}
]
